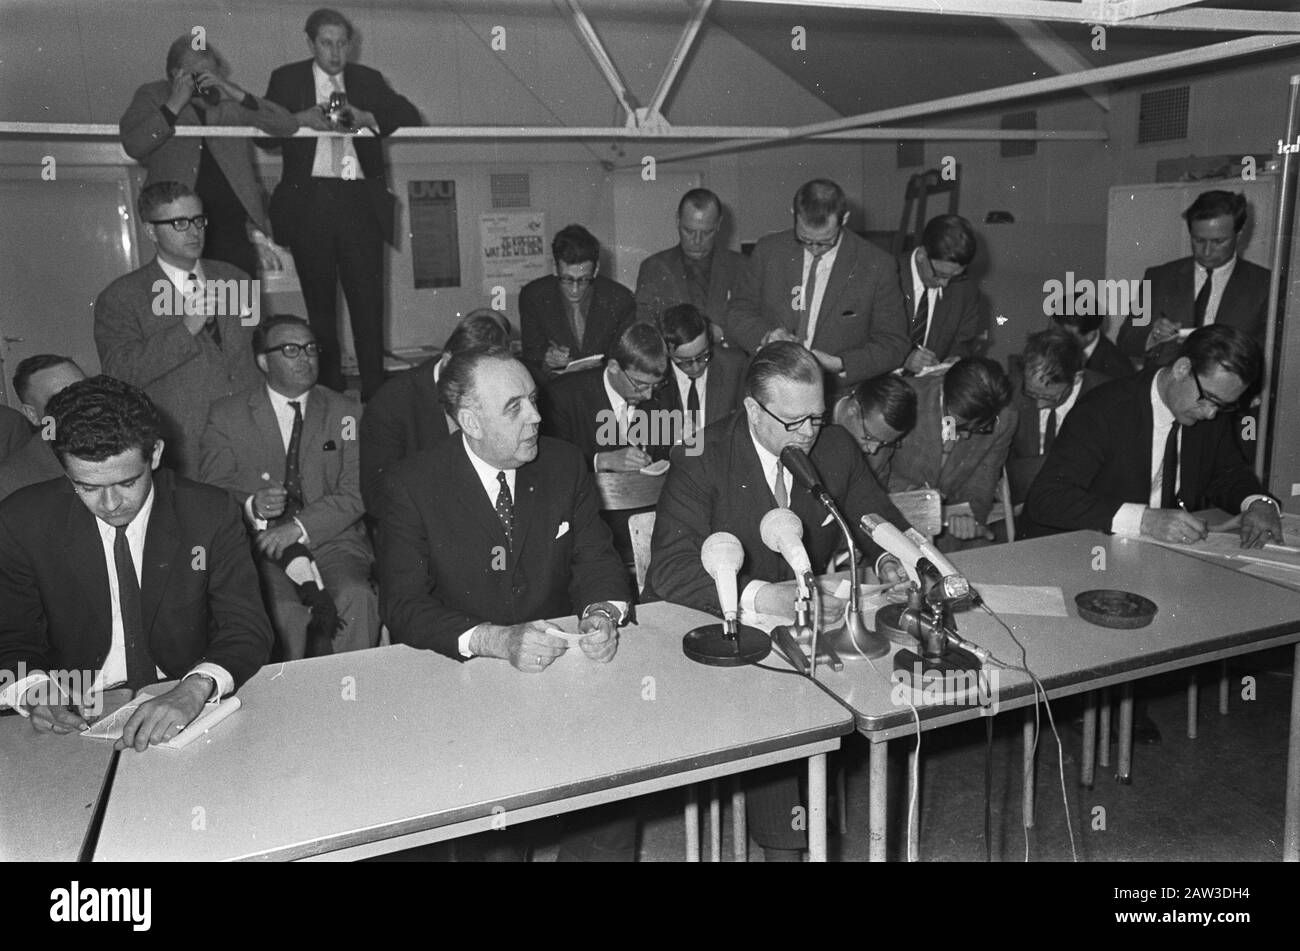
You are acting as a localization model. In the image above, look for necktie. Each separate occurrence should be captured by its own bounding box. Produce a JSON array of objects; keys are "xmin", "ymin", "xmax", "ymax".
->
[
  {"xmin": 773, "ymin": 463, "xmax": 789, "ymax": 508},
  {"xmin": 1043, "ymin": 408, "xmax": 1058, "ymax": 455},
  {"xmin": 495, "ymin": 471, "xmax": 515, "ymax": 548},
  {"xmin": 1159, "ymin": 423, "xmax": 1181, "ymax": 509},
  {"xmin": 684, "ymin": 254, "xmax": 710, "ymax": 309},
  {"xmin": 187, "ymin": 272, "xmax": 221, "ymax": 347},
  {"xmin": 910, "ymin": 291, "xmax": 930, "ymax": 348},
  {"xmin": 114, "ymin": 526, "xmax": 155, "ymax": 693},
  {"xmin": 283, "ymin": 401, "xmax": 304, "ymax": 518},
  {"xmin": 570, "ymin": 299, "xmax": 586, "ymax": 350},
  {"xmin": 795, "ymin": 253, "xmax": 822, "ymax": 345},
  {"xmin": 687, "ymin": 378, "xmax": 701, "ymax": 435},
  {"xmin": 1193, "ymin": 266, "xmax": 1214, "ymax": 327}
]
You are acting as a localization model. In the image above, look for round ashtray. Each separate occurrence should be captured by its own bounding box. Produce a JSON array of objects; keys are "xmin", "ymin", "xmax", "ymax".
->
[{"xmin": 1075, "ymin": 590, "xmax": 1158, "ymax": 629}]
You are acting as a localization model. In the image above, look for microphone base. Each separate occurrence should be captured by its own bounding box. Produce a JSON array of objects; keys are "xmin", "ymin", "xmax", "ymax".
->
[
  {"xmin": 823, "ymin": 615, "xmax": 891, "ymax": 660},
  {"xmin": 892, "ymin": 647, "xmax": 985, "ymax": 710},
  {"xmin": 683, "ymin": 623, "xmax": 772, "ymax": 667},
  {"xmin": 875, "ymin": 602, "xmax": 921, "ymax": 647}
]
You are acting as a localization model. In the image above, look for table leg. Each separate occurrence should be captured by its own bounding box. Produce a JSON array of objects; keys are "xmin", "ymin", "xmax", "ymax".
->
[
  {"xmin": 907, "ymin": 740, "xmax": 920, "ymax": 862},
  {"xmin": 869, "ymin": 739, "xmax": 889, "ymax": 862},
  {"xmin": 1098, "ymin": 688, "xmax": 1112, "ymax": 769},
  {"xmin": 684, "ymin": 785, "xmax": 700, "ymax": 861},
  {"xmin": 808, "ymin": 753, "xmax": 828, "ymax": 863},
  {"xmin": 1187, "ymin": 670, "xmax": 1199, "ymax": 740},
  {"xmin": 731, "ymin": 781, "xmax": 747, "ymax": 862},
  {"xmin": 1022, "ymin": 708, "xmax": 1036, "ymax": 829},
  {"xmin": 1219, "ymin": 661, "xmax": 1230, "ymax": 716},
  {"xmin": 1284, "ymin": 644, "xmax": 1300, "ymax": 862},
  {"xmin": 1117, "ymin": 684, "xmax": 1134, "ymax": 785},
  {"xmin": 708, "ymin": 779, "xmax": 721, "ymax": 862},
  {"xmin": 1081, "ymin": 692, "xmax": 1097, "ymax": 789}
]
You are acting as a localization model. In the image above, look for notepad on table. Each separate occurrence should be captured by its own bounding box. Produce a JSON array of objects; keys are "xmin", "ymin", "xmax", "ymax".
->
[{"xmin": 81, "ymin": 682, "xmax": 241, "ymax": 750}]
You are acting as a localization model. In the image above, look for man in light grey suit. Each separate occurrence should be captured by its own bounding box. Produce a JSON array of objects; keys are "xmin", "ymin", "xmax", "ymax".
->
[
  {"xmin": 95, "ymin": 181, "xmax": 262, "ymax": 478},
  {"xmin": 200, "ymin": 315, "xmax": 375, "ymax": 660}
]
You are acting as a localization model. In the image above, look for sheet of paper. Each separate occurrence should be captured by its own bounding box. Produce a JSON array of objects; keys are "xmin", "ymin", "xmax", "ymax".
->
[
  {"xmin": 968, "ymin": 583, "xmax": 1069, "ymax": 617},
  {"xmin": 1239, "ymin": 562, "xmax": 1300, "ymax": 590},
  {"xmin": 1145, "ymin": 533, "xmax": 1300, "ymax": 570},
  {"xmin": 915, "ymin": 357, "xmax": 959, "ymax": 377}
]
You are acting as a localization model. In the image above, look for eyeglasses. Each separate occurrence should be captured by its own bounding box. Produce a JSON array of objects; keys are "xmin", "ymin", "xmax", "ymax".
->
[
  {"xmin": 1192, "ymin": 371, "xmax": 1238, "ymax": 413},
  {"xmin": 956, "ymin": 416, "xmax": 997, "ymax": 436},
  {"xmin": 149, "ymin": 215, "xmax": 208, "ymax": 232},
  {"xmin": 619, "ymin": 364, "xmax": 665, "ymax": 395},
  {"xmin": 672, "ymin": 349, "xmax": 713, "ymax": 370},
  {"xmin": 557, "ymin": 275, "xmax": 596, "ymax": 287},
  {"xmin": 859, "ymin": 426, "xmax": 903, "ymax": 453},
  {"xmin": 756, "ymin": 398, "xmax": 827, "ymax": 433},
  {"xmin": 1021, "ymin": 379, "xmax": 1070, "ymax": 405},
  {"xmin": 262, "ymin": 343, "xmax": 320, "ymax": 359},
  {"xmin": 795, "ymin": 230, "xmax": 841, "ymax": 253},
  {"xmin": 921, "ymin": 254, "xmax": 967, "ymax": 286}
]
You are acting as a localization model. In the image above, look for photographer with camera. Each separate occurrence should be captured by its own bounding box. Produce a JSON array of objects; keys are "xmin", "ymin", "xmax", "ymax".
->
[{"xmin": 120, "ymin": 35, "xmax": 297, "ymax": 279}]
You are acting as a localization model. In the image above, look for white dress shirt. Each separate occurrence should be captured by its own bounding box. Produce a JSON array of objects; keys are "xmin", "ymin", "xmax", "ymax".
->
[
  {"xmin": 672, "ymin": 363, "xmax": 708, "ymax": 435},
  {"xmin": 310, "ymin": 62, "xmax": 365, "ymax": 180},
  {"xmin": 740, "ymin": 428, "xmax": 794, "ymax": 615},
  {"xmin": 156, "ymin": 256, "xmax": 208, "ymax": 318},
  {"xmin": 595, "ymin": 367, "xmax": 634, "ymax": 468},
  {"xmin": 800, "ymin": 239, "xmax": 841, "ymax": 347},
  {"xmin": 908, "ymin": 248, "xmax": 944, "ymax": 348},
  {"xmin": 1038, "ymin": 375, "xmax": 1085, "ymax": 454},
  {"xmin": 246, "ymin": 385, "xmax": 310, "ymax": 544},
  {"xmin": 1194, "ymin": 254, "xmax": 1237, "ymax": 327}
]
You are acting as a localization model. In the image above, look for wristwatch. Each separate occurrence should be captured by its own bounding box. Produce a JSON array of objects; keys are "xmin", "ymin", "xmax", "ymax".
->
[{"xmin": 582, "ymin": 602, "xmax": 623, "ymax": 627}]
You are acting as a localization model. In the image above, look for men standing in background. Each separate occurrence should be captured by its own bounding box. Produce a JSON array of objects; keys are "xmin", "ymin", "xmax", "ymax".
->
[
  {"xmin": 120, "ymin": 35, "xmax": 296, "ymax": 279},
  {"xmin": 723, "ymin": 179, "xmax": 909, "ymax": 391},
  {"xmin": 264, "ymin": 7, "xmax": 421, "ymax": 401},
  {"xmin": 0, "ymin": 355, "xmax": 86, "ymax": 501},
  {"xmin": 519, "ymin": 225, "xmax": 636, "ymax": 381},
  {"xmin": 899, "ymin": 214, "xmax": 985, "ymax": 373},
  {"xmin": 635, "ymin": 188, "xmax": 745, "ymax": 343}
]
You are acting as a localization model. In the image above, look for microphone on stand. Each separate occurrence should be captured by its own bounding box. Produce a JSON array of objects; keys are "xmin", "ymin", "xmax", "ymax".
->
[
  {"xmin": 683, "ymin": 532, "xmax": 772, "ymax": 667},
  {"xmin": 761, "ymin": 508, "xmax": 819, "ymax": 675},
  {"xmin": 701, "ymin": 532, "xmax": 743, "ymax": 627}
]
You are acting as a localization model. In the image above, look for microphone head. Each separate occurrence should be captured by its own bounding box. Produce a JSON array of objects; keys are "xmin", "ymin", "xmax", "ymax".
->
[
  {"xmin": 759, "ymin": 507, "xmax": 804, "ymax": 553},
  {"xmin": 700, "ymin": 532, "xmax": 744, "ymax": 579},
  {"xmin": 779, "ymin": 445, "xmax": 825, "ymax": 495}
]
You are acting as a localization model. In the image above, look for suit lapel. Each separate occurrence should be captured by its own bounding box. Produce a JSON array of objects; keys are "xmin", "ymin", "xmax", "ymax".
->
[
  {"xmin": 62, "ymin": 494, "xmax": 113, "ymax": 656},
  {"xmin": 814, "ymin": 244, "xmax": 855, "ymax": 340},
  {"xmin": 250, "ymin": 389, "xmax": 288, "ymax": 481},
  {"xmin": 511, "ymin": 457, "xmax": 540, "ymax": 559},
  {"xmin": 140, "ymin": 478, "xmax": 180, "ymax": 636},
  {"xmin": 453, "ymin": 436, "xmax": 512, "ymax": 550},
  {"xmin": 1137, "ymin": 374, "xmax": 1157, "ymax": 489}
]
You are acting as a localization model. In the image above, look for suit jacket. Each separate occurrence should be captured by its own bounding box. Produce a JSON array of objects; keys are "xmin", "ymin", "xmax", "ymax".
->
[
  {"xmin": 0, "ymin": 469, "xmax": 273, "ymax": 690},
  {"xmin": 1005, "ymin": 368, "xmax": 1107, "ymax": 504},
  {"xmin": 359, "ymin": 357, "xmax": 451, "ymax": 520},
  {"xmin": 644, "ymin": 412, "xmax": 907, "ymax": 615},
  {"xmin": 897, "ymin": 252, "xmax": 985, "ymax": 361},
  {"xmin": 263, "ymin": 60, "xmax": 420, "ymax": 246},
  {"xmin": 883, "ymin": 373, "xmax": 1019, "ymax": 525},
  {"xmin": 0, "ymin": 436, "xmax": 62, "ymax": 503},
  {"xmin": 94, "ymin": 257, "xmax": 262, "ymax": 478},
  {"xmin": 723, "ymin": 229, "xmax": 910, "ymax": 386},
  {"xmin": 199, "ymin": 384, "xmax": 366, "ymax": 551},
  {"xmin": 635, "ymin": 246, "xmax": 746, "ymax": 327},
  {"xmin": 1088, "ymin": 333, "xmax": 1135, "ymax": 380},
  {"xmin": 541, "ymin": 367, "xmax": 673, "ymax": 467},
  {"xmin": 1023, "ymin": 368, "xmax": 1266, "ymax": 536},
  {"xmin": 519, "ymin": 275, "xmax": 636, "ymax": 378},
  {"xmin": 657, "ymin": 348, "xmax": 748, "ymax": 429},
  {"xmin": 378, "ymin": 434, "xmax": 631, "ymax": 660},
  {"xmin": 119, "ymin": 80, "xmax": 297, "ymax": 235},
  {"xmin": 0, "ymin": 406, "xmax": 29, "ymax": 464},
  {"xmin": 1115, "ymin": 256, "xmax": 1271, "ymax": 360}
]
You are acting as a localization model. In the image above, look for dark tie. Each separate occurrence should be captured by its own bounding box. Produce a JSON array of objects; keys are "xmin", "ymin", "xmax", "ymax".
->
[
  {"xmin": 1160, "ymin": 423, "xmax": 1181, "ymax": 509},
  {"xmin": 684, "ymin": 254, "xmax": 710, "ymax": 309},
  {"xmin": 283, "ymin": 401, "xmax": 304, "ymax": 518},
  {"xmin": 795, "ymin": 254, "xmax": 822, "ymax": 344},
  {"xmin": 187, "ymin": 271, "xmax": 221, "ymax": 347},
  {"xmin": 772, "ymin": 464, "xmax": 789, "ymax": 508},
  {"xmin": 495, "ymin": 471, "xmax": 515, "ymax": 547},
  {"xmin": 910, "ymin": 291, "xmax": 930, "ymax": 348},
  {"xmin": 114, "ymin": 526, "xmax": 155, "ymax": 693},
  {"xmin": 687, "ymin": 378, "xmax": 701, "ymax": 433},
  {"xmin": 1043, "ymin": 408, "xmax": 1058, "ymax": 455},
  {"xmin": 570, "ymin": 300, "xmax": 586, "ymax": 350},
  {"xmin": 1193, "ymin": 266, "xmax": 1214, "ymax": 327}
]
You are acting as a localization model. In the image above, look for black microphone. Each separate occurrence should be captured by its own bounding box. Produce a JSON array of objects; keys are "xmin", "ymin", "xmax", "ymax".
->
[{"xmin": 779, "ymin": 446, "xmax": 831, "ymax": 505}]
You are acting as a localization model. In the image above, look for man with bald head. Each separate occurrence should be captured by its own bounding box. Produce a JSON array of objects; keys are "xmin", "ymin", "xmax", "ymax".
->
[{"xmin": 0, "ymin": 355, "xmax": 86, "ymax": 501}]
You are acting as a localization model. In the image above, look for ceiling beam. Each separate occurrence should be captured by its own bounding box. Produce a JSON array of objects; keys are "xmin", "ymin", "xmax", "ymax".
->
[
  {"xmin": 647, "ymin": 0, "xmax": 716, "ymax": 118},
  {"xmin": 998, "ymin": 17, "xmax": 1110, "ymax": 111},
  {"xmin": 1113, "ymin": 0, "xmax": 1209, "ymax": 18},
  {"xmin": 560, "ymin": 0, "xmax": 639, "ymax": 122},
  {"xmin": 719, "ymin": 0, "xmax": 1300, "ymax": 33}
]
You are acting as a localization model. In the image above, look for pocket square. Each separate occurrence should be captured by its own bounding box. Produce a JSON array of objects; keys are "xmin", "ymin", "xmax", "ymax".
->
[
  {"xmin": 322, "ymin": 440, "xmax": 338, "ymax": 451},
  {"xmin": 555, "ymin": 521, "xmax": 570, "ymax": 539},
  {"xmin": 840, "ymin": 310, "xmax": 857, "ymax": 317},
  {"xmin": 821, "ymin": 513, "xmax": 834, "ymax": 527}
]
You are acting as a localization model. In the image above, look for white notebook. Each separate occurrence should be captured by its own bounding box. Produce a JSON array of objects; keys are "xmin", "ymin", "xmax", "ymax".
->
[{"xmin": 81, "ymin": 682, "xmax": 241, "ymax": 750}]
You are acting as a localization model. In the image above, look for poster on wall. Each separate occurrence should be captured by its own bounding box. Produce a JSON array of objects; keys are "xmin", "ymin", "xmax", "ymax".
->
[
  {"xmin": 480, "ymin": 211, "xmax": 547, "ymax": 296},
  {"xmin": 408, "ymin": 180, "xmax": 461, "ymax": 289}
]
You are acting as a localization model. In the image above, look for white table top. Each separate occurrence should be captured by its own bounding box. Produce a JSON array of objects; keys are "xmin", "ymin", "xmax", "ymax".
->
[
  {"xmin": 92, "ymin": 601, "xmax": 851, "ymax": 861},
  {"xmin": 812, "ymin": 531, "xmax": 1300, "ymax": 737}
]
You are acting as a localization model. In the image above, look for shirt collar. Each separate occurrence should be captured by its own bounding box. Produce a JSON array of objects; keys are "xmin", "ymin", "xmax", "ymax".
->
[
  {"xmin": 156, "ymin": 255, "xmax": 204, "ymax": 289},
  {"xmin": 602, "ymin": 366, "xmax": 629, "ymax": 418},
  {"xmin": 312, "ymin": 61, "xmax": 343, "ymax": 92},
  {"xmin": 909, "ymin": 247, "xmax": 943, "ymax": 303},
  {"xmin": 671, "ymin": 361, "xmax": 706, "ymax": 396},
  {"xmin": 805, "ymin": 237, "xmax": 841, "ymax": 272},
  {"xmin": 266, "ymin": 383, "xmax": 309, "ymax": 417},
  {"xmin": 747, "ymin": 423, "xmax": 783, "ymax": 484},
  {"xmin": 1199, "ymin": 254, "xmax": 1237, "ymax": 281},
  {"xmin": 1082, "ymin": 334, "xmax": 1099, "ymax": 361},
  {"xmin": 1152, "ymin": 371, "xmax": 1176, "ymax": 430},
  {"xmin": 94, "ymin": 476, "xmax": 157, "ymax": 541},
  {"xmin": 462, "ymin": 435, "xmax": 516, "ymax": 497}
]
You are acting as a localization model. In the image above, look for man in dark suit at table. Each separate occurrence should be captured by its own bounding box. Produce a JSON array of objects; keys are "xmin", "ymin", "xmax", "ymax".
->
[
  {"xmin": 0, "ymin": 355, "xmax": 86, "ymax": 502},
  {"xmin": 1114, "ymin": 190, "xmax": 1270, "ymax": 368},
  {"xmin": 263, "ymin": 7, "xmax": 421, "ymax": 401},
  {"xmin": 0, "ymin": 376, "xmax": 272, "ymax": 750},
  {"xmin": 120, "ymin": 34, "xmax": 297, "ymax": 278},
  {"xmin": 519, "ymin": 225, "xmax": 636, "ymax": 381},
  {"xmin": 1052, "ymin": 312, "xmax": 1133, "ymax": 381},
  {"xmin": 360, "ymin": 309, "xmax": 509, "ymax": 521},
  {"xmin": 722, "ymin": 179, "xmax": 910, "ymax": 391},
  {"xmin": 379, "ymin": 346, "xmax": 633, "ymax": 860},
  {"xmin": 656, "ymin": 303, "xmax": 747, "ymax": 441},
  {"xmin": 200, "ymin": 316, "xmax": 375, "ymax": 659},
  {"xmin": 94, "ymin": 182, "xmax": 262, "ymax": 479},
  {"xmin": 646, "ymin": 341, "xmax": 909, "ymax": 862},
  {"xmin": 635, "ymin": 188, "xmax": 745, "ymax": 342},
  {"xmin": 899, "ymin": 214, "xmax": 986, "ymax": 373}
]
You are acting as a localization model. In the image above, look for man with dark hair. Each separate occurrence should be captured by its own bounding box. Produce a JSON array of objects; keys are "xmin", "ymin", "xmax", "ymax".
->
[
  {"xmin": 1025, "ymin": 324, "xmax": 1280, "ymax": 546},
  {"xmin": 1052, "ymin": 312, "xmax": 1133, "ymax": 380},
  {"xmin": 263, "ymin": 6, "xmax": 421, "ymax": 400},
  {"xmin": 723, "ymin": 179, "xmax": 910, "ymax": 388},
  {"xmin": 0, "ymin": 376, "xmax": 272, "ymax": 750},
  {"xmin": 1006, "ymin": 327, "xmax": 1107, "ymax": 506},
  {"xmin": 1115, "ymin": 190, "xmax": 1271, "ymax": 367},
  {"xmin": 635, "ymin": 189, "xmax": 745, "ymax": 340},
  {"xmin": 200, "ymin": 316, "xmax": 374, "ymax": 660},
  {"xmin": 378, "ymin": 347, "xmax": 633, "ymax": 861},
  {"xmin": 884, "ymin": 358, "xmax": 1017, "ymax": 551},
  {"xmin": 0, "ymin": 355, "xmax": 86, "ymax": 500},
  {"xmin": 95, "ymin": 182, "xmax": 262, "ymax": 478},
  {"xmin": 519, "ymin": 224, "xmax": 636, "ymax": 380},
  {"xmin": 647, "ymin": 340, "xmax": 908, "ymax": 862},
  {"xmin": 360, "ymin": 309, "xmax": 510, "ymax": 519},
  {"xmin": 832, "ymin": 373, "xmax": 917, "ymax": 479},
  {"xmin": 657, "ymin": 302, "xmax": 747, "ymax": 438},
  {"xmin": 899, "ymin": 214, "xmax": 986, "ymax": 372},
  {"xmin": 120, "ymin": 34, "xmax": 296, "ymax": 278}
]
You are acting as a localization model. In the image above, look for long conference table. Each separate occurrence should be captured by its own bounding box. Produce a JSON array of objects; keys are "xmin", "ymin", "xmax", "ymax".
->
[
  {"xmin": 24, "ymin": 601, "xmax": 849, "ymax": 861},
  {"xmin": 807, "ymin": 530, "xmax": 1300, "ymax": 862}
]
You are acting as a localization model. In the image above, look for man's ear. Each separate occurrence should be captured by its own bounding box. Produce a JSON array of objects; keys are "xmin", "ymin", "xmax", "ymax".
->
[
  {"xmin": 149, "ymin": 441, "xmax": 165, "ymax": 470},
  {"xmin": 458, "ymin": 406, "xmax": 481, "ymax": 440},
  {"xmin": 742, "ymin": 395, "xmax": 760, "ymax": 426},
  {"xmin": 1170, "ymin": 356, "xmax": 1191, "ymax": 380},
  {"xmin": 840, "ymin": 211, "xmax": 851, "ymax": 229},
  {"xmin": 19, "ymin": 403, "xmax": 39, "ymax": 428}
]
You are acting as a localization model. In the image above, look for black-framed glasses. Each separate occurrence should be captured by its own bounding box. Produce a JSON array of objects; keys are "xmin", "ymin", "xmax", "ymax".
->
[
  {"xmin": 618, "ymin": 363, "xmax": 665, "ymax": 395},
  {"xmin": 956, "ymin": 416, "xmax": 998, "ymax": 436},
  {"xmin": 756, "ymin": 398, "xmax": 827, "ymax": 432},
  {"xmin": 671, "ymin": 349, "xmax": 713, "ymax": 370},
  {"xmin": 859, "ymin": 426, "xmax": 903, "ymax": 453},
  {"xmin": 149, "ymin": 215, "xmax": 208, "ymax": 232},
  {"xmin": 557, "ymin": 275, "xmax": 596, "ymax": 287},
  {"xmin": 795, "ymin": 229, "xmax": 841, "ymax": 253},
  {"xmin": 1192, "ymin": 372, "xmax": 1239, "ymax": 413},
  {"xmin": 262, "ymin": 342, "xmax": 320, "ymax": 359}
]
